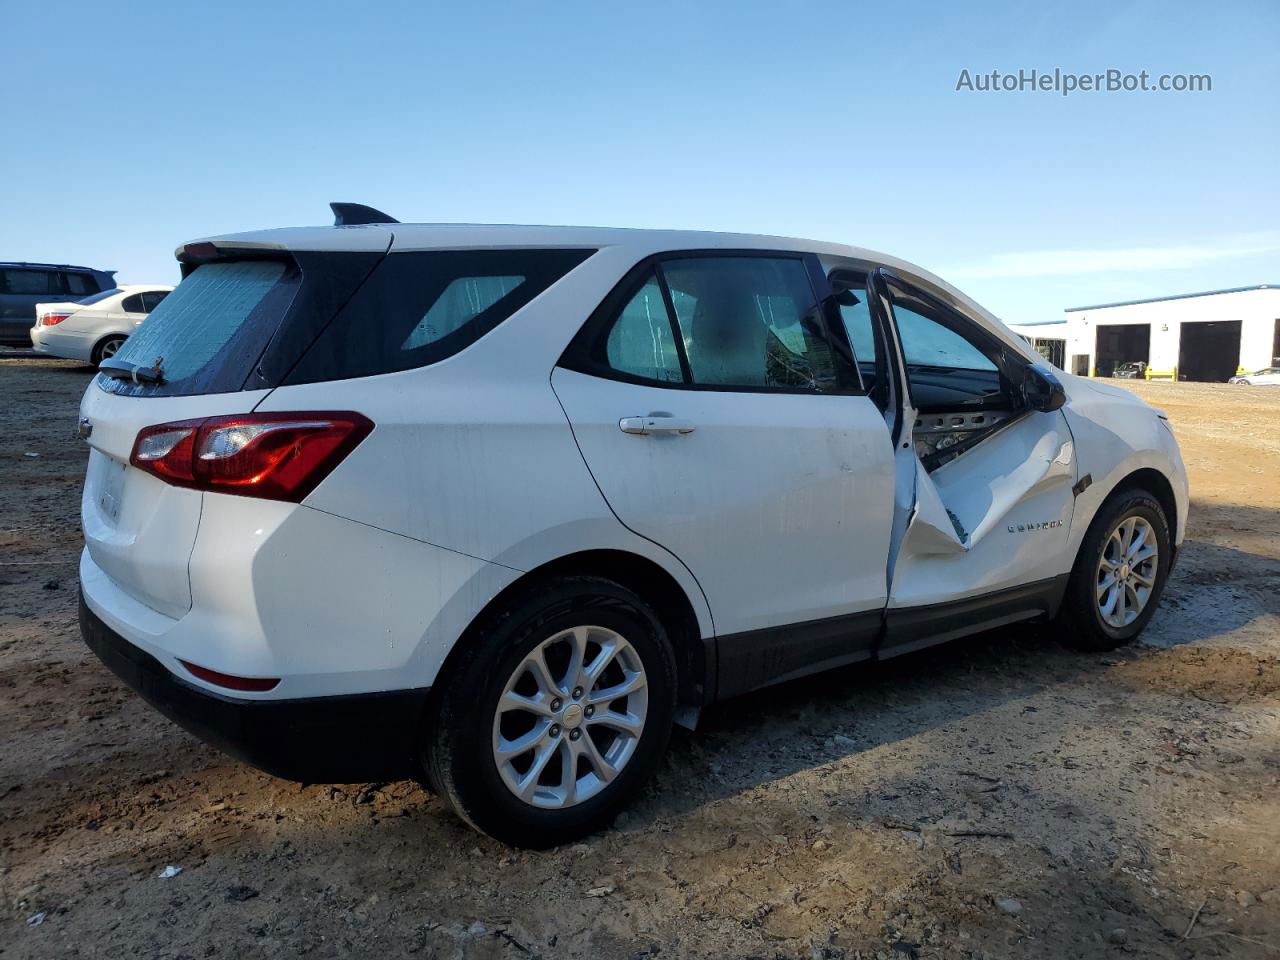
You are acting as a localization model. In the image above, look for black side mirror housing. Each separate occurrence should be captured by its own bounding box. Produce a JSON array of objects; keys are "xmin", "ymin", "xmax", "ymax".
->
[{"xmin": 1023, "ymin": 363, "xmax": 1067, "ymax": 412}]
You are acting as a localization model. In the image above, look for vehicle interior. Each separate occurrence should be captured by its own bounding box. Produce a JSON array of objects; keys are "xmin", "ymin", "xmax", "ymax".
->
[{"xmin": 829, "ymin": 269, "xmax": 1026, "ymax": 472}]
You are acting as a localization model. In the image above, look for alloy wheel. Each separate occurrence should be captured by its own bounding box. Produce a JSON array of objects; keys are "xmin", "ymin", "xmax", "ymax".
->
[
  {"xmin": 1096, "ymin": 515, "xmax": 1159, "ymax": 628},
  {"xmin": 492, "ymin": 625, "xmax": 648, "ymax": 809}
]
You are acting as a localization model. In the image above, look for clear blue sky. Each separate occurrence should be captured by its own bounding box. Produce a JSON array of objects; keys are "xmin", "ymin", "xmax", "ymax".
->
[{"xmin": 3, "ymin": 0, "xmax": 1277, "ymax": 324}]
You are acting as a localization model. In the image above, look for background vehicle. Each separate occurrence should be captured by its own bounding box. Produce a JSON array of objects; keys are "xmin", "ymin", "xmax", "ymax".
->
[
  {"xmin": 1228, "ymin": 367, "xmax": 1280, "ymax": 385},
  {"xmin": 0, "ymin": 262, "xmax": 115, "ymax": 345},
  {"xmin": 1113, "ymin": 360, "xmax": 1147, "ymax": 379},
  {"xmin": 76, "ymin": 208, "xmax": 1188, "ymax": 847},
  {"xmin": 31, "ymin": 285, "xmax": 173, "ymax": 366}
]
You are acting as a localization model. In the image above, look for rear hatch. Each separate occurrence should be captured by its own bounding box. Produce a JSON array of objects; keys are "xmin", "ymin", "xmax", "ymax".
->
[
  {"xmin": 80, "ymin": 241, "xmax": 388, "ymax": 617},
  {"xmin": 81, "ymin": 387, "xmax": 269, "ymax": 618},
  {"xmin": 79, "ymin": 228, "xmax": 593, "ymax": 619}
]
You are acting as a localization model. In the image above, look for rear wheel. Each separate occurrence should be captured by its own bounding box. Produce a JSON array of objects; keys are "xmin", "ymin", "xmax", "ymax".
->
[
  {"xmin": 1056, "ymin": 489, "xmax": 1171, "ymax": 651},
  {"xmin": 426, "ymin": 577, "xmax": 677, "ymax": 847},
  {"xmin": 92, "ymin": 335, "xmax": 126, "ymax": 368}
]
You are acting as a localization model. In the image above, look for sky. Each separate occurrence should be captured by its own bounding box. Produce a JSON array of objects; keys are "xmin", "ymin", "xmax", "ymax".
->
[{"xmin": 2, "ymin": 0, "xmax": 1277, "ymax": 325}]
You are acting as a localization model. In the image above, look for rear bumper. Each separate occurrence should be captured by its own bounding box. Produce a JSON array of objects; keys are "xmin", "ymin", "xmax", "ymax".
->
[
  {"xmin": 29, "ymin": 326, "xmax": 89, "ymax": 359},
  {"xmin": 79, "ymin": 590, "xmax": 429, "ymax": 783}
]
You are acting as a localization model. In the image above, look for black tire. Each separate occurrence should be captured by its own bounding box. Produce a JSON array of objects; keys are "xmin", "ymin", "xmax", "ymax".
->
[
  {"xmin": 91, "ymin": 335, "xmax": 126, "ymax": 368},
  {"xmin": 425, "ymin": 576, "xmax": 677, "ymax": 847},
  {"xmin": 1056, "ymin": 489, "xmax": 1172, "ymax": 651}
]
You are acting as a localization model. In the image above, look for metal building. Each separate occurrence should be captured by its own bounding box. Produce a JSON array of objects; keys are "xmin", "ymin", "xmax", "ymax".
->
[{"xmin": 1008, "ymin": 284, "xmax": 1280, "ymax": 381}]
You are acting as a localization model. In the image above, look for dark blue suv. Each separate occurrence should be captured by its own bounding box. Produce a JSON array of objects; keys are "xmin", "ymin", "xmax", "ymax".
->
[{"xmin": 0, "ymin": 262, "xmax": 117, "ymax": 345}]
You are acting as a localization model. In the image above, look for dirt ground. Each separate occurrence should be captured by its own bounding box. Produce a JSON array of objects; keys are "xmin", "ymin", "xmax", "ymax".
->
[{"xmin": 1, "ymin": 357, "xmax": 1276, "ymax": 960}]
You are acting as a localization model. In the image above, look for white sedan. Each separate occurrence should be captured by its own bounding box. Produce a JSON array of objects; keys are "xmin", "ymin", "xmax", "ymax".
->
[
  {"xmin": 31, "ymin": 284, "xmax": 173, "ymax": 366},
  {"xmin": 1228, "ymin": 367, "xmax": 1280, "ymax": 385},
  {"xmin": 75, "ymin": 205, "xmax": 1188, "ymax": 846}
]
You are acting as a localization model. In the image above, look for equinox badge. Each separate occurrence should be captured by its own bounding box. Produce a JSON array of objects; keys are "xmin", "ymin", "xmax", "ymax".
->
[{"xmin": 1009, "ymin": 520, "xmax": 1063, "ymax": 533}]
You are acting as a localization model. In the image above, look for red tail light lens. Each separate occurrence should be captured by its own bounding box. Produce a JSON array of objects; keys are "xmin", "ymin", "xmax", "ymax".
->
[
  {"xmin": 42, "ymin": 314, "xmax": 70, "ymax": 326},
  {"xmin": 178, "ymin": 659, "xmax": 280, "ymax": 692},
  {"xmin": 130, "ymin": 412, "xmax": 373, "ymax": 502}
]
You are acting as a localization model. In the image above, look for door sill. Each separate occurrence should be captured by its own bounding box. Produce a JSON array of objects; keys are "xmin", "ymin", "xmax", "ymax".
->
[
  {"xmin": 881, "ymin": 575, "xmax": 1069, "ymax": 659},
  {"xmin": 711, "ymin": 576, "xmax": 1069, "ymax": 703}
]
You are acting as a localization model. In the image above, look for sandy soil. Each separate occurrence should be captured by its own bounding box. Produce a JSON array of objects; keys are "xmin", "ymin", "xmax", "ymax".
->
[{"xmin": 1, "ymin": 357, "xmax": 1276, "ymax": 959}]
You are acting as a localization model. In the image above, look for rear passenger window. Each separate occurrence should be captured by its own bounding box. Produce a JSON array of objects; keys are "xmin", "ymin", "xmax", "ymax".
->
[
  {"xmin": 573, "ymin": 254, "xmax": 857, "ymax": 393},
  {"xmin": 64, "ymin": 272, "xmax": 98, "ymax": 296},
  {"xmin": 663, "ymin": 256, "xmax": 848, "ymax": 392},
  {"xmin": 603, "ymin": 273, "xmax": 683, "ymax": 383},
  {"xmin": 2, "ymin": 268, "xmax": 57, "ymax": 295},
  {"xmin": 122, "ymin": 294, "xmax": 146, "ymax": 313},
  {"xmin": 141, "ymin": 291, "xmax": 169, "ymax": 312}
]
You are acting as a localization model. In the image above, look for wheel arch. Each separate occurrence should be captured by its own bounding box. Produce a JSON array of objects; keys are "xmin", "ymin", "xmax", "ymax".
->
[
  {"xmin": 91, "ymin": 331, "xmax": 129, "ymax": 364},
  {"xmin": 433, "ymin": 549, "xmax": 714, "ymax": 715},
  {"xmin": 1104, "ymin": 466, "xmax": 1180, "ymax": 544}
]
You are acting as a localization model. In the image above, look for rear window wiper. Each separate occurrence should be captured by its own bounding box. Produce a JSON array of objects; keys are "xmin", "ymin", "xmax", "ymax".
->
[{"xmin": 99, "ymin": 356, "xmax": 166, "ymax": 385}]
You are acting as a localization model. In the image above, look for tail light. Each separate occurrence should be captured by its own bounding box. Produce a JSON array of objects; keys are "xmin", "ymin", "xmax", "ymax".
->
[
  {"xmin": 130, "ymin": 412, "xmax": 373, "ymax": 502},
  {"xmin": 178, "ymin": 660, "xmax": 280, "ymax": 692},
  {"xmin": 41, "ymin": 314, "xmax": 70, "ymax": 326}
]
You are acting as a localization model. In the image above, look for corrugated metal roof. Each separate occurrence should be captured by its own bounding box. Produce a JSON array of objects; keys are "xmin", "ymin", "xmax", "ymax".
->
[{"xmin": 1066, "ymin": 284, "xmax": 1277, "ymax": 313}]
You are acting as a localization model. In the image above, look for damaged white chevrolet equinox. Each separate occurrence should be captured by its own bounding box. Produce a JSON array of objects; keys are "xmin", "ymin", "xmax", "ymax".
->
[{"xmin": 79, "ymin": 203, "xmax": 1188, "ymax": 847}]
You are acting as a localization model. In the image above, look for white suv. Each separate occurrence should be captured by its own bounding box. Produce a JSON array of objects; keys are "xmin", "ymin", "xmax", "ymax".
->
[{"xmin": 77, "ymin": 204, "xmax": 1188, "ymax": 846}]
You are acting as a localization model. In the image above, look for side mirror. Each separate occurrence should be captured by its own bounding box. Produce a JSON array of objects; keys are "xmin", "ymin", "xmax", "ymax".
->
[{"xmin": 1023, "ymin": 364, "xmax": 1066, "ymax": 412}]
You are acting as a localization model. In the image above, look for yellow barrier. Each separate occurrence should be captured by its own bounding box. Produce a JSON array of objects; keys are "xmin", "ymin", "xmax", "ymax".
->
[{"xmin": 1144, "ymin": 367, "xmax": 1177, "ymax": 381}]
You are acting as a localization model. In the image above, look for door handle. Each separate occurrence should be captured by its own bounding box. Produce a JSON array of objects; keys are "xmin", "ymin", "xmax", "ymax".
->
[{"xmin": 619, "ymin": 415, "xmax": 696, "ymax": 436}]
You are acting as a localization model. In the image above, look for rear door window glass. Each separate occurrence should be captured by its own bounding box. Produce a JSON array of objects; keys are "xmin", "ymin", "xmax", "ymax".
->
[
  {"xmin": 122, "ymin": 293, "xmax": 146, "ymax": 313},
  {"xmin": 602, "ymin": 272, "xmax": 684, "ymax": 384},
  {"xmin": 661, "ymin": 256, "xmax": 847, "ymax": 391}
]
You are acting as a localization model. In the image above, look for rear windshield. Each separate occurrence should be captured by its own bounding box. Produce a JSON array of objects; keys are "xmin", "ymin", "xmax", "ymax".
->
[
  {"xmin": 96, "ymin": 248, "xmax": 593, "ymax": 397},
  {"xmin": 99, "ymin": 260, "xmax": 299, "ymax": 397},
  {"xmin": 77, "ymin": 288, "xmax": 123, "ymax": 306}
]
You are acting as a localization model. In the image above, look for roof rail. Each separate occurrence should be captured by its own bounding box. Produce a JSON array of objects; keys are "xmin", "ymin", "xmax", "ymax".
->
[
  {"xmin": 330, "ymin": 202, "xmax": 398, "ymax": 226},
  {"xmin": 0, "ymin": 261, "xmax": 107, "ymax": 272}
]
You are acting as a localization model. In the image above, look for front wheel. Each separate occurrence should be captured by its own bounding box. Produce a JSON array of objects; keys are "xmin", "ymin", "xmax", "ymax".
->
[
  {"xmin": 1056, "ymin": 490, "xmax": 1172, "ymax": 651},
  {"xmin": 425, "ymin": 577, "xmax": 677, "ymax": 847}
]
